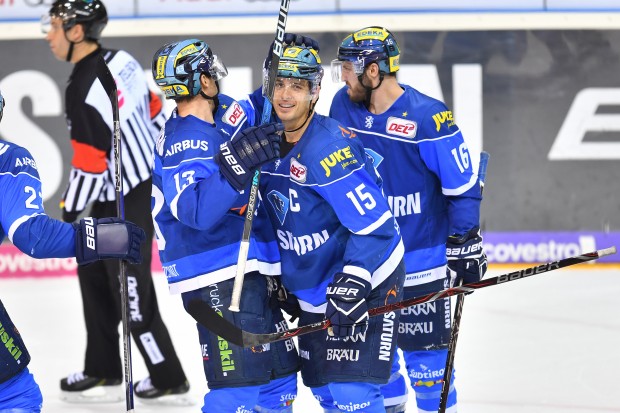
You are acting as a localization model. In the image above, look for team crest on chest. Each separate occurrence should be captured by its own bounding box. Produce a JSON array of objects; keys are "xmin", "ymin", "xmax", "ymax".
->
[
  {"xmin": 386, "ymin": 116, "xmax": 417, "ymax": 138},
  {"xmin": 267, "ymin": 190, "xmax": 289, "ymax": 225},
  {"xmin": 290, "ymin": 157, "xmax": 307, "ymax": 183},
  {"xmin": 364, "ymin": 148, "xmax": 384, "ymax": 169}
]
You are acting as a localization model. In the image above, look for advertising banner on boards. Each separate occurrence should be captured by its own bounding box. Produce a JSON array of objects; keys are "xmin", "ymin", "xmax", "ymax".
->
[{"xmin": 0, "ymin": 28, "xmax": 618, "ymax": 263}]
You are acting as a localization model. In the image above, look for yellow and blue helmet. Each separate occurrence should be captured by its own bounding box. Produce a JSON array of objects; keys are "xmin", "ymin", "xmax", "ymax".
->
[
  {"xmin": 152, "ymin": 39, "xmax": 228, "ymax": 100},
  {"xmin": 332, "ymin": 26, "xmax": 400, "ymax": 82},
  {"xmin": 271, "ymin": 45, "xmax": 324, "ymax": 94}
]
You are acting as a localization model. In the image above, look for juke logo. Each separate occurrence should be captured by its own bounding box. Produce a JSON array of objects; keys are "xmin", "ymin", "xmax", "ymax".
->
[
  {"xmin": 432, "ymin": 110, "xmax": 455, "ymax": 131},
  {"xmin": 320, "ymin": 146, "xmax": 355, "ymax": 177}
]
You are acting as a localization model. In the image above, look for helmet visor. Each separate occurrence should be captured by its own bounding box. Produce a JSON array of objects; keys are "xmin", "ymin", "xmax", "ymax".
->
[
  {"xmin": 330, "ymin": 59, "xmax": 364, "ymax": 83},
  {"xmin": 208, "ymin": 54, "xmax": 228, "ymax": 81}
]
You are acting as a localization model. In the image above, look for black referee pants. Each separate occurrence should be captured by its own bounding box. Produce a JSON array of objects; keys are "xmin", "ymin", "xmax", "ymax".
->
[{"xmin": 77, "ymin": 179, "xmax": 187, "ymax": 389}]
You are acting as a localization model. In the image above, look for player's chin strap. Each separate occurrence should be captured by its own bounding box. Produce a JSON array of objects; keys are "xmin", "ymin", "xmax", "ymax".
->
[
  {"xmin": 358, "ymin": 69, "xmax": 385, "ymax": 109},
  {"xmin": 199, "ymin": 90, "xmax": 220, "ymax": 113}
]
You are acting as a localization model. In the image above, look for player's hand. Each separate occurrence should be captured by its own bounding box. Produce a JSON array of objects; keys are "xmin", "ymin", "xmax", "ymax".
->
[
  {"xmin": 263, "ymin": 33, "xmax": 320, "ymax": 71},
  {"xmin": 446, "ymin": 227, "xmax": 488, "ymax": 287},
  {"xmin": 216, "ymin": 122, "xmax": 283, "ymax": 191},
  {"xmin": 74, "ymin": 217, "xmax": 146, "ymax": 265},
  {"xmin": 325, "ymin": 273, "xmax": 371, "ymax": 338},
  {"xmin": 267, "ymin": 276, "xmax": 301, "ymax": 322}
]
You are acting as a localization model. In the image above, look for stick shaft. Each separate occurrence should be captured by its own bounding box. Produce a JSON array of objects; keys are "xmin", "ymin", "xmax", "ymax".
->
[{"xmin": 229, "ymin": 0, "xmax": 290, "ymax": 311}]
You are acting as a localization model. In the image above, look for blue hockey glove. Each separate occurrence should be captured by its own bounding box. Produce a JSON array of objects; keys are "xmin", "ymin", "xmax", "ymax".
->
[
  {"xmin": 263, "ymin": 33, "xmax": 320, "ymax": 71},
  {"xmin": 446, "ymin": 227, "xmax": 488, "ymax": 287},
  {"xmin": 216, "ymin": 122, "xmax": 282, "ymax": 191},
  {"xmin": 74, "ymin": 217, "xmax": 146, "ymax": 266},
  {"xmin": 325, "ymin": 273, "xmax": 371, "ymax": 338}
]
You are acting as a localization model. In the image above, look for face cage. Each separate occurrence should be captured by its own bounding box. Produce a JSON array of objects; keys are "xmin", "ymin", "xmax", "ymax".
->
[{"xmin": 331, "ymin": 59, "xmax": 365, "ymax": 83}]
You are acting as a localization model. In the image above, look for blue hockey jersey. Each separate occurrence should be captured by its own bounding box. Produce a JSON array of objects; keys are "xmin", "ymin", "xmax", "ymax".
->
[
  {"xmin": 330, "ymin": 85, "xmax": 481, "ymax": 287},
  {"xmin": 151, "ymin": 95, "xmax": 280, "ymax": 294},
  {"xmin": 259, "ymin": 114, "xmax": 404, "ymax": 311},
  {"xmin": 0, "ymin": 141, "xmax": 75, "ymax": 258}
]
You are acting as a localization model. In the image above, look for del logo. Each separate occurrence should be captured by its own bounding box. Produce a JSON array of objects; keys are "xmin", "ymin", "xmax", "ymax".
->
[
  {"xmin": 386, "ymin": 117, "xmax": 417, "ymax": 138},
  {"xmin": 222, "ymin": 102, "xmax": 246, "ymax": 127},
  {"xmin": 290, "ymin": 158, "xmax": 307, "ymax": 183},
  {"xmin": 268, "ymin": 190, "xmax": 289, "ymax": 225},
  {"xmin": 432, "ymin": 110, "xmax": 455, "ymax": 132}
]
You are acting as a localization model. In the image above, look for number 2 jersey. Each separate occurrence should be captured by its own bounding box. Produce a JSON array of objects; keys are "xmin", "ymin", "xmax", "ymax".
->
[
  {"xmin": 259, "ymin": 114, "xmax": 404, "ymax": 312},
  {"xmin": 151, "ymin": 95, "xmax": 280, "ymax": 294},
  {"xmin": 330, "ymin": 84, "xmax": 482, "ymax": 288}
]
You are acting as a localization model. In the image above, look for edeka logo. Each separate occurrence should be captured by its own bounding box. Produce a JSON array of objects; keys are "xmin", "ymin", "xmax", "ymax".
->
[
  {"xmin": 432, "ymin": 110, "xmax": 455, "ymax": 131},
  {"xmin": 319, "ymin": 146, "xmax": 355, "ymax": 177},
  {"xmin": 0, "ymin": 320, "xmax": 23, "ymax": 362}
]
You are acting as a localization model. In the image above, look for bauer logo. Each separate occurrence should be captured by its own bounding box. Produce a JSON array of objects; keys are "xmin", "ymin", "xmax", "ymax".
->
[
  {"xmin": 386, "ymin": 117, "xmax": 417, "ymax": 138},
  {"xmin": 290, "ymin": 158, "xmax": 307, "ymax": 183},
  {"xmin": 222, "ymin": 102, "xmax": 246, "ymax": 127}
]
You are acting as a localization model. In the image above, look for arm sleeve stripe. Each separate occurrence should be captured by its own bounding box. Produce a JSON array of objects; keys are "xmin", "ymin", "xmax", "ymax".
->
[
  {"xmin": 442, "ymin": 172, "xmax": 478, "ymax": 196},
  {"xmin": 353, "ymin": 210, "xmax": 393, "ymax": 235}
]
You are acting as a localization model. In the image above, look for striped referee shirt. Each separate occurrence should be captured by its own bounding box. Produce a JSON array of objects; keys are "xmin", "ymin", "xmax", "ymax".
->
[{"xmin": 62, "ymin": 47, "xmax": 166, "ymax": 214}]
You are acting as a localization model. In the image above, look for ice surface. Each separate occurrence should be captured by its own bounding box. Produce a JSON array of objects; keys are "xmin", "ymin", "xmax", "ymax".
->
[{"xmin": 1, "ymin": 265, "xmax": 618, "ymax": 412}]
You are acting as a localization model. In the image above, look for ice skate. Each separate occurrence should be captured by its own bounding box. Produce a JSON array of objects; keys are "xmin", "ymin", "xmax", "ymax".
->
[
  {"xmin": 135, "ymin": 377, "xmax": 194, "ymax": 406},
  {"xmin": 60, "ymin": 372, "xmax": 122, "ymax": 403}
]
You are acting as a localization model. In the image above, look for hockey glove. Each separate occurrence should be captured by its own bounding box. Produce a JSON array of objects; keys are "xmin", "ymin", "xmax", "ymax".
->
[
  {"xmin": 446, "ymin": 227, "xmax": 488, "ymax": 287},
  {"xmin": 216, "ymin": 122, "xmax": 283, "ymax": 191},
  {"xmin": 325, "ymin": 273, "xmax": 371, "ymax": 338},
  {"xmin": 263, "ymin": 33, "xmax": 321, "ymax": 71},
  {"xmin": 267, "ymin": 276, "xmax": 301, "ymax": 323},
  {"xmin": 74, "ymin": 217, "xmax": 146, "ymax": 266}
]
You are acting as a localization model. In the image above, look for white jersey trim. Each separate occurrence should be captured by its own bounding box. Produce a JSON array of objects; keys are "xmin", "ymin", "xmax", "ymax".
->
[
  {"xmin": 442, "ymin": 172, "xmax": 478, "ymax": 196},
  {"xmin": 371, "ymin": 239, "xmax": 405, "ymax": 290},
  {"xmin": 298, "ymin": 299, "xmax": 327, "ymax": 314},
  {"xmin": 404, "ymin": 264, "xmax": 447, "ymax": 287},
  {"xmin": 167, "ymin": 259, "xmax": 281, "ymax": 295},
  {"xmin": 342, "ymin": 265, "xmax": 371, "ymax": 283},
  {"xmin": 353, "ymin": 210, "xmax": 393, "ymax": 235},
  {"xmin": 348, "ymin": 127, "xmax": 461, "ymax": 145},
  {"xmin": 162, "ymin": 156, "xmax": 214, "ymax": 170},
  {"xmin": 8, "ymin": 213, "xmax": 44, "ymax": 242}
]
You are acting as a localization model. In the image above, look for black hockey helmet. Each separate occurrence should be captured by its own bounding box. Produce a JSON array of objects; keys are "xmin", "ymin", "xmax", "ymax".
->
[{"xmin": 49, "ymin": 0, "xmax": 108, "ymax": 41}]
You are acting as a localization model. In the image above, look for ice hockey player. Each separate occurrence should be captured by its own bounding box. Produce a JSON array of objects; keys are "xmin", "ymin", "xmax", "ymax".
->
[
  {"xmin": 329, "ymin": 26, "xmax": 487, "ymax": 413},
  {"xmin": 150, "ymin": 38, "xmax": 299, "ymax": 412},
  {"xmin": 245, "ymin": 41, "xmax": 406, "ymax": 412},
  {"xmin": 0, "ymin": 89, "xmax": 145, "ymax": 412}
]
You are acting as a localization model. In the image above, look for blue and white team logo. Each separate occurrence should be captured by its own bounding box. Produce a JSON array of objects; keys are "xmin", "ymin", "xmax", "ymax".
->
[
  {"xmin": 364, "ymin": 148, "xmax": 384, "ymax": 169},
  {"xmin": 267, "ymin": 190, "xmax": 289, "ymax": 225}
]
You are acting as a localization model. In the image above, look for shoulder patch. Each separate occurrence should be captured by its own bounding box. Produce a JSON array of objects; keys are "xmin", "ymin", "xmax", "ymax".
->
[
  {"xmin": 386, "ymin": 116, "xmax": 417, "ymax": 138},
  {"xmin": 221, "ymin": 102, "xmax": 246, "ymax": 127}
]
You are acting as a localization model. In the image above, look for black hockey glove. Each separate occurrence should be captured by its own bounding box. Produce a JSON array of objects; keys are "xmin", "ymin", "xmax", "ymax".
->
[
  {"xmin": 263, "ymin": 33, "xmax": 321, "ymax": 71},
  {"xmin": 74, "ymin": 217, "xmax": 146, "ymax": 266},
  {"xmin": 62, "ymin": 209, "xmax": 80, "ymax": 223},
  {"xmin": 267, "ymin": 276, "xmax": 301, "ymax": 323},
  {"xmin": 325, "ymin": 273, "xmax": 371, "ymax": 338},
  {"xmin": 446, "ymin": 227, "xmax": 488, "ymax": 287},
  {"xmin": 216, "ymin": 122, "xmax": 282, "ymax": 191}
]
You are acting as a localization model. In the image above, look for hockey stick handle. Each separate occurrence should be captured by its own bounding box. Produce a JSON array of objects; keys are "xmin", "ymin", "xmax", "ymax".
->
[
  {"xmin": 188, "ymin": 247, "xmax": 615, "ymax": 348},
  {"xmin": 101, "ymin": 58, "xmax": 134, "ymax": 412},
  {"xmin": 229, "ymin": 0, "xmax": 290, "ymax": 312},
  {"xmin": 439, "ymin": 150, "xmax": 489, "ymax": 413}
]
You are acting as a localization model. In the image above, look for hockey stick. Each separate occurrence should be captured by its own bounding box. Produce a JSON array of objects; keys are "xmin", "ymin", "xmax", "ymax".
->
[
  {"xmin": 100, "ymin": 57, "xmax": 134, "ymax": 412},
  {"xmin": 229, "ymin": 0, "xmax": 290, "ymax": 312},
  {"xmin": 438, "ymin": 151, "xmax": 489, "ymax": 413},
  {"xmin": 188, "ymin": 246, "xmax": 615, "ymax": 348}
]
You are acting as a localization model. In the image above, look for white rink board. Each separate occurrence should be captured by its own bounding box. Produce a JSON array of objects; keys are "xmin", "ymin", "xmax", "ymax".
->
[{"xmin": 1, "ymin": 266, "xmax": 618, "ymax": 412}]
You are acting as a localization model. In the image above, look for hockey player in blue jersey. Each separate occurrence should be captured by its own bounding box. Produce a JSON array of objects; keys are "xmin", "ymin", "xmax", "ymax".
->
[
  {"xmin": 330, "ymin": 27, "xmax": 488, "ymax": 413},
  {"xmin": 253, "ymin": 44, "xmax": 405, "ymax": 413},
  {"xmin": 150, "ymin": 39, "xmax": 299, "ymax": 413},
  {"xmin": 0, "ymin": 90, "xmax": 145, "ymax": 412}
]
